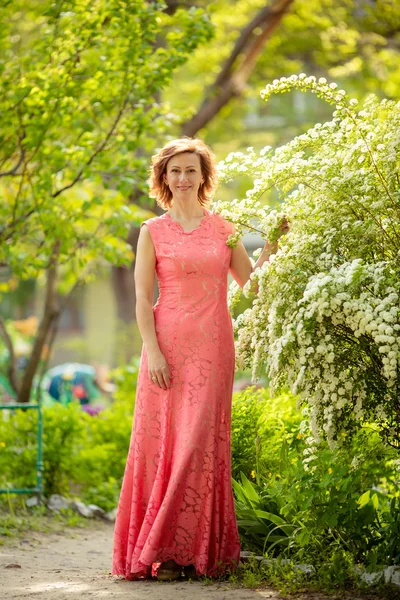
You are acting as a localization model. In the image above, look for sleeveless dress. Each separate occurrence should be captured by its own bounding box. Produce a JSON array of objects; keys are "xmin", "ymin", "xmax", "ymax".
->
[{"xmin": 111, "ymin": 207, "xmax": 241, "ymax": 580}]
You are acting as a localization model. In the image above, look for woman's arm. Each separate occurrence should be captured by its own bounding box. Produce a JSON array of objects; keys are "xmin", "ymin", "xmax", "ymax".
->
[
  {"xmin": 134, "ymin": 225, "xmax": 159, "ymax": 352},
  {"xmin": 229, "ymin": 236, "xmax": 272, "ymax": 289},
  {"xmin": 229, "ymin": 219, "xmax": 289, "ymax": 289},
  {"xmin": 134, "ymin": 225, "xmax": 171, "ymax": 389}
]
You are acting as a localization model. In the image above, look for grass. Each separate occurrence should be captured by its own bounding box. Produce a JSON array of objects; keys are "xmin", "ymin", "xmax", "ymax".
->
[
  {"xmin": 226, "ymin": 553, "xmax": 400, "ymax": 600},
  {"xmin": 0, "ymin": 494, "xmax": 95, "ymax": 546}
]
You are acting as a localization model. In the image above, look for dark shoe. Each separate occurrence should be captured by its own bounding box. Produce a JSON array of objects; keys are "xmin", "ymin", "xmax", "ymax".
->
[
  {"xmin": 182, "ymin": 564, "xmax": 200, "ymax": 580},
  {"xmin": 156, "ymin": 559, "xmax": 182, "ymax": 581}
]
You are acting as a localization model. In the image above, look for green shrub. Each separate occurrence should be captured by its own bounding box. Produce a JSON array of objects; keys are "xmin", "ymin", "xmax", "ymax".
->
[
  {"xmin": 0, "ymin": 357, "xmax": 138, "ymax": 507},
  {"xmin": 275, "ymin": 429, "xmax": 400, "ymax": 569},
  {"xmin": 231, "ymin": 386, "xmax": 302, "ymax": 482},
  {"xmin": 233, "ymin": 408, "xmax": 400, "ymax": 570},
  {"xmin": 231, "ymin": 386, "xmax": 265, "ymax": 481}
]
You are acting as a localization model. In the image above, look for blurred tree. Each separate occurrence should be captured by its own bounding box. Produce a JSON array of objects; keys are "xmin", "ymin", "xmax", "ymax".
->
[
  {"xmin": 181, "ymin": 0, "xmax": 294, "ymax": 136},
  {"xmin": 161, "ymin": 0, "xmax": 400, "ymax": 143},
  {"xmin": 0, "ymin": 0, "xmax": 213, "ymax": 402}
]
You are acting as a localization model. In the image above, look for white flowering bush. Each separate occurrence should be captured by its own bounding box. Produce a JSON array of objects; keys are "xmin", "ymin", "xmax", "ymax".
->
[{"xmin": 215, "ymin": 74, "xmax": 400, "ymax": 448}]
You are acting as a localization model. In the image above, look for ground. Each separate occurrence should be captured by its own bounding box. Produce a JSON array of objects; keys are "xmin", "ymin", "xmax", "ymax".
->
[
  {"xmin": 1, "ymin": 520, "xmax": 280, "ymax": 599},
  {"xmin": 0, "ymin": 520, "xmax": 392, "ymax": 600}
]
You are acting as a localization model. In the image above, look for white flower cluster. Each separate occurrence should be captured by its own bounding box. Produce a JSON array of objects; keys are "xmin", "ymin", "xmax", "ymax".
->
[
  {"xmin": 217, "ymin": 147, "xmax": 269, "ymax": 182},
  {"xmin": 281, "ymin": 260, "xmax": 399, "ymax": 444},
  {"xmin": 227, "ymin": 277, "xmax": 243, "ymax": 316},
  {"xmin": 217, "ymin": 74, "xmax": 400, "ymax": 448},
  {"xmin": 261, "ymin": 74, "xmax": 348, "ymax": 109}
]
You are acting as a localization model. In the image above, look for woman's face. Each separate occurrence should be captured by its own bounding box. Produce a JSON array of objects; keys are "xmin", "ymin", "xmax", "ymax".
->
[{"xmin": 164, "ymin": 152, "xmax": 204, "ymax": 200}]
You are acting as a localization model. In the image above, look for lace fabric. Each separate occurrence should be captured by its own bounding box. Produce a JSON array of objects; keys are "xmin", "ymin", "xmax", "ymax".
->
[{"xmin": 111, "ymin": 208, "xmax": 241, "ymax": 580}]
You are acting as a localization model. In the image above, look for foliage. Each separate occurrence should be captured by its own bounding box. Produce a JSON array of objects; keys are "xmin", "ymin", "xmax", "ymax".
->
[
  {"xmin": 231, "ymin": 386, "xmax": 264, "ymax": 481},
  {"xmin": 165, "ymin": 0, "xmax": 400, "ymax": 149},
  {"xmin": 0, "ymin": 0, "xmax": 213, "ymax": 402},
  {"xmin": 256, "ymin": 552, "xmax": 361, "ymax": 596},
  {"xmin": 0, "ymin": 0, "xmax": 212, "ymax": 269},
  {"xmin": 0, "ymin": 402, "xmax": 88, "ymax": 496},
  {"xmin": 231, "ymin": 386, "xmax": 302, "ymax": 482},
  {"xmin": 275, "ymin": 430, "xmax": 400, "ymax": 570},
  {"xmin": 110, "ymin": 356, "xmax": 140, "ymax": 404},
  {"xmin": 232, "ymin": 389, "xmax": 400, "ymax": 570},
  {"xmin": 233, "ymin": 469, "xmax": 296, "ymax": 555},
  {"xmin": 0, "ymin": 357, "xmax": 138, "ymax": 508},
  {"xmin": 0, "ymin": 317, "xmax": 41, "ymax": 399},
  {"xmin": 217, "ymin": 74, "xmax": 400, "ymax": 448},
  {"xmin": 0, "ymin": 501, "xmax": 91, "ymax": 543}
]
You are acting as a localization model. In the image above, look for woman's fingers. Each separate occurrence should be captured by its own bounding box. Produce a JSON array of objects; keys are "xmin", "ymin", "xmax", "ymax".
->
[
  {"xmin": 279, "ymin": 217, "xmax": 290, "ymax": 236},
  {"xmin": 155, "ymin": 372, "xmax": 165, "ymax": 389},
  {"xmin": 156, "ymin": 366, "xmax": 170, "ymax": 389},
  {"xmin": 162, "ymin": 370, "xmax": 170, "ymax": 389},
  {"xmin": 149, "ymin": 368, "xmax": 171, "ymax": 389}
]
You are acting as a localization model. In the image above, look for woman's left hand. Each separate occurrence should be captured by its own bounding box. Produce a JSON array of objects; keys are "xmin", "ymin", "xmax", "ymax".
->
[{"xmin": 264, "ymin": 216, "xmax": 290, "ymax": 254}]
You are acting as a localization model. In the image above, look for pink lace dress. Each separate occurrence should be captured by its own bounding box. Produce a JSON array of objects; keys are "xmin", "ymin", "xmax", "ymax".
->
[{"xmin": 111, "ymin": 207, "xmax": 241, "ymax": 579}]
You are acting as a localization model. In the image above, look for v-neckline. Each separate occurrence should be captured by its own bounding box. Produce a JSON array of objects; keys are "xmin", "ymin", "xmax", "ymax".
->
[{"xmin": 165, "ymin": 208, "xmax": 211, "ymax": 234}]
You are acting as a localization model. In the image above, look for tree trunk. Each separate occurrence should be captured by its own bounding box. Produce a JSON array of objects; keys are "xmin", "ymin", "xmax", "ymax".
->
[
  {"xmin": 0, "ymin": 316, "xmax": 19, "ymax": 393},
  {"xmin": 18, "ymin": 242, "xmax": 61, "ymax": 403}
]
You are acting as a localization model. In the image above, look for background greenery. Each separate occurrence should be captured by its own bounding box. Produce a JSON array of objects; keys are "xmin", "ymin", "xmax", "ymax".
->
[{"xmin": 1, "ymin": 1, "xmax": 400, "ymax": 595}]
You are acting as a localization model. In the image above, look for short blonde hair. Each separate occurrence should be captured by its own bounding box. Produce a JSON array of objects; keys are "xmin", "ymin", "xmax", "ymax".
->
[{"xmin": 148, "ymin": 137, "xmax": 218, "ymax": 209}]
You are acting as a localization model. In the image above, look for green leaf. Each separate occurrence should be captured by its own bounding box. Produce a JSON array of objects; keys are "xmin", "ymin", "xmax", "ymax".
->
[
  {"xmin": 240, "ymin": 471, "xmax": 261, "ymax": 504},
  {"xmin": 357, "ymin": 490, "xmax": 371, "ymax": 508},
  {"xmin": 252, "ymin": 508, "xmax": 288, "ymax": 526}
]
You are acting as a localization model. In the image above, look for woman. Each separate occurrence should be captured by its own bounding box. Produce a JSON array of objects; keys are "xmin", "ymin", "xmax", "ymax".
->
[{"xmin": 111, "ymin": 137, "xmax": 288, "ymax": 582}]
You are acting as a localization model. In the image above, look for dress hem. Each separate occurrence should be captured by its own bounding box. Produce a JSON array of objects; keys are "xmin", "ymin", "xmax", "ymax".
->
[{"xmin": 112, "ymin": 554, "xmax": 240, "ymax": 580}]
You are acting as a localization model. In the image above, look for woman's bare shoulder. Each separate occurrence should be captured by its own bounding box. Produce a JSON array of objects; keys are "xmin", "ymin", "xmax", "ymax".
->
[{"xmin": 140, "ymin": 213, "xmax": 167, "ymax": 230}]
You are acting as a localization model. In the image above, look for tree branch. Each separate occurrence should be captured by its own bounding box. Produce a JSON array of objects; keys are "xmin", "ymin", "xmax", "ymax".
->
[
  {"xmin": 214, "ymin": 3, "xmax": 283, "ymax": 89},
  {"xmin": 150, "ymin": 0, "xmax": 205, "ymax": 16},
  {"xmin": 0, "ymin": 132, "xmax": 25, "ymax": 178},
  {"xmin": 181, "ymin": 0, "xmax": 294, "ymax": 136},
  {"xmin": 52, "ymin": 94, "xmax": 130, "ymax": 198}
]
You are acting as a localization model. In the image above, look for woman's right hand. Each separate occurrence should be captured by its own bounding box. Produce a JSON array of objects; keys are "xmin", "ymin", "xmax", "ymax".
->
[{"xmin": 147, "ymin": 349, "xmax": 171, "ymax": 389}]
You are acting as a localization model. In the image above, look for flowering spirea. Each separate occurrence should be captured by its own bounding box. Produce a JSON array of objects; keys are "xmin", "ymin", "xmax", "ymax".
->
[{"xmin": 214, "ymin": 74, "xmax": 400, "ymax": 449}]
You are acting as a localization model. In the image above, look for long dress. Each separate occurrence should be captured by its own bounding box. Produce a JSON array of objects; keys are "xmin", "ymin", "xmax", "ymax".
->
[{"xmin": 111, "ymin": 207, "xmax": 241, "ymax": 580}]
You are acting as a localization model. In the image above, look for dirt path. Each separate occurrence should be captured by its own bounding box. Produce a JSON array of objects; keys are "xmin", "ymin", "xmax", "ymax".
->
[
  {"xmin": 1, "ymin": 520, "xmax": 390, "ymax": 600},
  {"xmin": 1, "ymin": 520, "xmax": 281, "ymax": 599}
]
